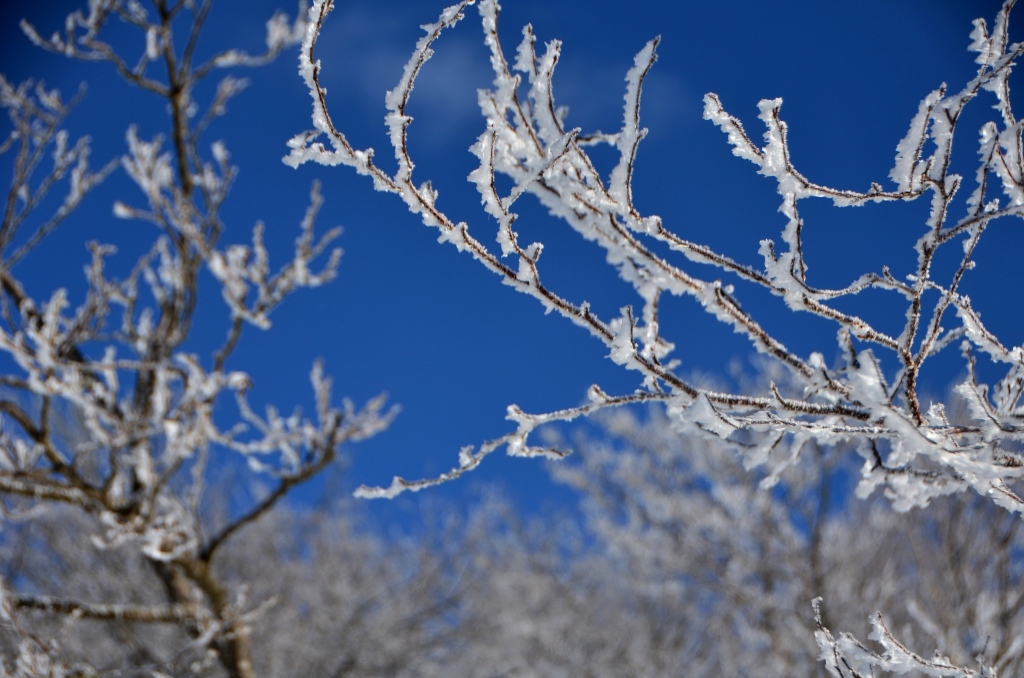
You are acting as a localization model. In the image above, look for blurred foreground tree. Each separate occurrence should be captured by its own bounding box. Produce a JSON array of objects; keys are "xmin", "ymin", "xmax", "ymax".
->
[{"xmin": 0, "ymin": 1, "xmax": 395, "ymax": 674}]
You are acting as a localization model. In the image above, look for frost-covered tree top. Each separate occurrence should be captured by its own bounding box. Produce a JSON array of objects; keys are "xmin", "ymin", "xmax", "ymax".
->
[{"xmin": 1, "ymin": 1, "xmax": 395, "ymax": 674}]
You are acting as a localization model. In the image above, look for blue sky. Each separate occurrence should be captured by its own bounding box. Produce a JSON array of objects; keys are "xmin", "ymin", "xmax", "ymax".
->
[{"xmin": 0, "ymin": 0, "xmax": 1017, "ymax": 520}]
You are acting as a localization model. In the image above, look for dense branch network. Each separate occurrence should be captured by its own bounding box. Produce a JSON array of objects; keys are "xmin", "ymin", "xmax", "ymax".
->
[{"xmin": 289, "ymin": 0, "xmax": 1024, "ymax": 515}]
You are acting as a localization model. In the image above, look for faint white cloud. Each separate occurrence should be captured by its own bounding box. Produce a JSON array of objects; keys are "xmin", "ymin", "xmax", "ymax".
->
[
  {"xmin": 555, "ymin": 60, "xmax": 696, "ymax": 137},
  {"xmin": 312, "ymin": 2, "xmax": 491, "ymax": 149},
  {"xmin": 308, "ymin": 2, "xmax": 695, "ymax": 154}
]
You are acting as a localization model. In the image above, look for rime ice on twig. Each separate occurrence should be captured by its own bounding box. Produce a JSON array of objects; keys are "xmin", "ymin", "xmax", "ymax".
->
[{"xmin": 814, "ymin": 599, "xmax": 992, "ymax": 677}]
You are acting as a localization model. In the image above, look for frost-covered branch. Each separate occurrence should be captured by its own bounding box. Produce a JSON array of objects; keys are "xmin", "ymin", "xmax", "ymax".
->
[
  {"xmin": 10, "ymin": 594, "xmax": 197, "ymax": 624},
  {"xmin": 0, "ymin": 75, "xmax": 115, "ymax": 269},
  {"xmin": 290, "ymin": 0, "xmax": 1024, "ymax": 514},
  {"xmin": 814, "ymin": 600, "xmax": 993, "ymax": 678}
]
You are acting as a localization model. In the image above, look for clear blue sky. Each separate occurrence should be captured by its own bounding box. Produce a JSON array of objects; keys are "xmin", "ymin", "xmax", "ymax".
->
[{"xmin": 0, "ymin": 0, "xmax": 1016, "ymax": 519}]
